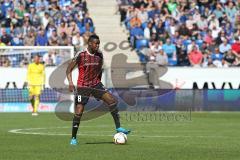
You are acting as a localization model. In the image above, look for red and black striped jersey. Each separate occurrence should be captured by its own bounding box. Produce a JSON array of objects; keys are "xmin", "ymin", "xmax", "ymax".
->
[{"xmin": 74, "ymin": 49, "xmax": 103, "ymax": 87}]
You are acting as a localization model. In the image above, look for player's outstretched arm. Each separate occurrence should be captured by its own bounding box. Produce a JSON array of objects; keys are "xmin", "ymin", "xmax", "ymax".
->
[{"xmin": 66, "ymin": 58, "xmax": 78, "ymax": 92}]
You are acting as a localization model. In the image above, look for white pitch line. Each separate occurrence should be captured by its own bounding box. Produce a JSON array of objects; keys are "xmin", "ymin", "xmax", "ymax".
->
[{"xmin": 8, "ymin": 127, "xmax": 233, "ymax": 139}]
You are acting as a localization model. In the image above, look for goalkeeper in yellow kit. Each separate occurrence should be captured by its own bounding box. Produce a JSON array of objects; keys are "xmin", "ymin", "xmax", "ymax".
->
[{"xmin": 27, "ymin": 55, "xmax": 45, "ymax": 116}]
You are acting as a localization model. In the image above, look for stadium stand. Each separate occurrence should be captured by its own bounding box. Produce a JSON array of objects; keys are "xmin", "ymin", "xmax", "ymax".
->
[
  {"xmin": 117, "ymin": 0, "xmax": 240, "ymax": 67},
  {"xmin": 0, "ymin": 48, "xmax": 72, "ymax": 67},
  {"xmin": 0, "ymin": 0, "xmax": 94, "ymax": 67},
  {"xmin": 0, "ymin": 0, "xmax": 94, "ymax": 103},
  {"xmin": 0, "ymin": 0, "xmax": 94, "ymax": 50}
]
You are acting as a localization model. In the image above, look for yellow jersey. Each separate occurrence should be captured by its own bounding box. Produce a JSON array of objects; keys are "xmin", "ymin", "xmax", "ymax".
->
[{"xmin": 27, "ymin": 62, "xmax": 45, "ymax": 86}]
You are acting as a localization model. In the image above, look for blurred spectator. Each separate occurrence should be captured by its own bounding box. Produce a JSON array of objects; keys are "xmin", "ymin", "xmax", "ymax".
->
[
  {"xmin": 138, "ymin": 46, "xmax": 151, "ymax": 61},
  {"xmin": 46, "ymin": 22, "xmax": 57, "ymax": 38},
  {"xmin": 57, "ymin": 21, "xmax": 68, "ymax": 36},
  {"xmin": 130, "ymin": 15, "xmax": 142, "ymax": 28},
  {"xmin": 156, "ymin": 20, "xmax": 165, "ymax": 37},
  {"xmin": 35, "ymin": 29, "xmax": 48, "ymax": 46},
  {"xmin": 225, "ymin": 2, "xmax": 237, "ymax": 24},
  {"xmin": 1, "ymin": 28, "xmax": 12, "ymax": 45},
  {"xmin": 223, "ymin": 49, "xmax": 236, "ymax": 67},
  {"xmin": 216, "ymin": 30, "xmax": 226, "ymax": 45},
  {"xmin": 72, "ymin": 32, "xmax": 84, "ymax": 50},
  {"xmin": 137, "ymin": 5, "xmax": 148, "ymax": 24},
  {"xmin": 82, "ymin": 23, "xmax": 94, "ymax": 44},
  {"xmin": 211, "ymin": 25, "xmax": 221, "ymax": 40},
  {"xmin": 20, "ymin": 57, "xmax": 29, "ymax": 67},
  {"xmin": 190, "ymin": 24, "xmax": 200, "ymax": 38},
  {"xmin": 43, "ymin": 51, "xmax": 55, "ymax": 66},
  {"xmin": 235, "ymin": 56, "xmax": 240, "ymax": 66},
  {"xmin": 208, "ymin": 40, "xmax": 218, "ymax": 53},
  {"xmin": 2, "ymin": 57, "xmax": 11, "ymax": 67},
  {"xmin": 130, "ymin": 22, "xmax": 144, "ymax": 48},
  {"xmin": 144, "ymin": 22, "xmax": 153, "ymax": 40},
  {"xmin": 187, "ymin": 41, "xmax": 198, "ymax": 54},
  {"xmin": 22, "ymin": 20, "xmax": 34, "ymax": 37},
  {"xmin": 68, "ymin": 21, "xmax": 80, "ymax": 36},
  {"xmin": 204, "ymin": 30, "xmax": 213, "ymax": 45},
  {"xmin": 186, "ymin": 15, "xmax": 196, "ymax": 30},
  {"xmin": 0, "ymin": 38, "xmax": 6, "ymax": 46},
  {"xmin": 118, "ymin": 0, "xmax": 240, "ymax": 67},
  {"xmin": 53, "ymin": 51, "xmax": 63, "ymax": 66},
  {"xmin": 14, "ymin": 3, "xmax": 26, "ymax": 26},
  {"xmin": 0, "ymin": 57, "xmax": 3, "ymax": 66},
  {"xmin": 11, "ymin": 33, "xmax": 23, "ymax": 46},
  {"xmin": 83, "ymin": 12, "xmax": 94, "ymax": 27},
  {"xmin": 219, "ymin": 38, "xmax": 231, "ymax": 54},
  {"xmin": 211, "ymin": 47, "xmax": 224, "ymax": 67},
  {"xmin": 178, "ymin": 23, "xmax": 190, "ymax": 37},
  {"xmin": 24, "ymin": 31, "xmax": 35, "ymax": 46},
  {"xmin": 197, "ymin": 15, "xmax": 208, "ymax": 31},
  {"xmin": 203, "ymin": 7, "xmax": 212, "ymax": 19},
  {"xmin": 0, "ymin": 0, "xmax": 93, "ymax": 49},
  {"xmin": 156, "ymin": 49, "xmax": 168, "ymax": 66},
  {"xmin": 178, "ymin": 50, "xmax": 189, "ymax": 66},
  {"xmin": 48, "ymin": 29, "xmax": 59, "ymax": 46},
  {"xmin": 208, "ymin": 14, "xmax": 220, "ymax": 30},
  {"xmin": 59, "ymin": 32, "xmax": 69, "ymax": 46},
  {"xmin": 214, "ymin": 3, "xmax": 224, "ymax": 20},
  {"xmin": 231, "ymin": 37, "xmax": 240, "ymax": 57},
  {"xmin": 169, "ymin": 18, "xmax": 177, "ymax": 36},
  {"xmin": 188, "ymin": 46, "xmax": 203, "ymax": 67},
  {"xmin": 202, "ymin": 52, "xmax": 215, "ymax": 68},
  {"xmin": 162, "ymin": 38, "xmax": 177, "ymax": 65},
  {"xmin": 42, "ymin": 12, "xmax": 53, "ymax": 30},
  {"xmin": 150, "ymin": 41, "xmax": 162, "ymax": 54},
  {"xmin": 0, "ymin": 0, "xmax": 93, "ymax": 68}
]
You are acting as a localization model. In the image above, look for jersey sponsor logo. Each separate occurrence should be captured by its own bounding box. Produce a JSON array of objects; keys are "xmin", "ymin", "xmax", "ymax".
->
[{"xmin": 84, "ymin": 62, "xmax": 99, "ymax": 66}]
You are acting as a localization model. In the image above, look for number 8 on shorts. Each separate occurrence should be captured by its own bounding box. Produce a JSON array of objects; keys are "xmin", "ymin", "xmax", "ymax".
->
[{"xmin": 77, "ymin": 95, "xmax": 81, "ymax": 102}]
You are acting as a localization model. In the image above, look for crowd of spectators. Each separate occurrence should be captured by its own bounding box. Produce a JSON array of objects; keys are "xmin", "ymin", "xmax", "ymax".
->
[
  {"xmin": 0, "ymin": 0, "xmax": 95, "ymax": 67},
  {"xmin": 118, "ymin": 0, "xmax": 240, "ymax": 67},
  {"xmin": 0, "ymin": 49, "xmax": 69, "ymax": 67},
  {"xmin": 0, "ymin": 0, "xmax": 94, "ymax": 47}
]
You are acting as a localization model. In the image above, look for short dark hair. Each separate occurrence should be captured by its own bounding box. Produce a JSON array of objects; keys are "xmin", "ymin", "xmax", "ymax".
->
[
  {"xmin": 35, "ymin": 54, "xmax": 41, "ymax": 57},
  {"xmin": 88, "ymin": 34, "xmax": 99, "ymax": 42}
]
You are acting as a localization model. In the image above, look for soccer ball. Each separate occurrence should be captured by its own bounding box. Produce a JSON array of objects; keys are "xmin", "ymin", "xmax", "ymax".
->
[{"xmin": 113, "ymin": 132, "xmax": 127, "ymax": 144}]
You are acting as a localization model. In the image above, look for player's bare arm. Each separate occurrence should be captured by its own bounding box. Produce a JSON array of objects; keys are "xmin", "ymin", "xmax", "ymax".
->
[{"xmin": 66, "ymin": 57, "xmax": 78, "ymax": 92}]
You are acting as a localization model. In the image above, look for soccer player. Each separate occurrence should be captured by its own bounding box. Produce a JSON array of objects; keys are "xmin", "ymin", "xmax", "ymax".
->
[
  {"xmin": 27, "ymin": 54, "xmax": 45, "ymax": 116},
  {"xmin": 66, "ymin": 34, "xmax": 130, "ymax": 145}
]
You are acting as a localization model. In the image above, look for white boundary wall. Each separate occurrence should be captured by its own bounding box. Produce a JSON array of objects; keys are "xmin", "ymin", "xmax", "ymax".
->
[
  {"xmin": 0, "ymin": 67, "xmax": 239, "ymax": 89},
  {"xmin": 0, "ymin": 46, "xmax": 74, "ymax": 88},
  {"xmin": 161, "ymin": 67, "xmax": 240, "ymax": 89}
]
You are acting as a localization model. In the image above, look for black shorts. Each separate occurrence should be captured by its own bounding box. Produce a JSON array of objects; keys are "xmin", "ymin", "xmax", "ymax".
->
[{"xmin": 74, "ymin": 82, "xmax": 107, "ymax": 106}]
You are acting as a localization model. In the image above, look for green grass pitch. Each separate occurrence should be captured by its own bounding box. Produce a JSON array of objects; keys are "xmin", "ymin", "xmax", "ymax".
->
[{"xmin": 0, "ymin": 112, "xmax": 240, "ymax": 160}]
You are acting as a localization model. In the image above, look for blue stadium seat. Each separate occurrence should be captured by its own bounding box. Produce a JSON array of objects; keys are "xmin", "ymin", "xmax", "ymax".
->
[
  {"xmin": 147, "ymin": 10, "xmax": 154, "ymax": 19},
  {"xmin": 5, "ymin": 27, "xmax": 11, "ymax": 34},
  {"xmin": 168, "ymin": 59, "xmax": 177, "ymax": 66},
  {"xmin": 139, "ymin": 53, "xmax": 147, "ymax": 63},
  {"xmin": 229, "ymin": 39, "xmax": 234, "ymax": 45},
  {"xmin": 77, "ymin": 21, "xmax": 83, "ymax": 29},
  {"xmin": 141, "ymin": 22, "xmax": 148, "ymax": 29},
  {"xmin": 126, "ymin": 21, "xmax": 131, "ymax": 30},
  {"xmin": 80, "ymin": 26, "xmax": 94, "ymax": 35},
  {"xmin": 136, "ymin": 39, "xmax": 149, "ymax": 50}
]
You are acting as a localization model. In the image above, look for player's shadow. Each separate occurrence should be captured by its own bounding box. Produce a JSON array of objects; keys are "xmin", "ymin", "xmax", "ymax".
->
[{"xmin": 85, "ymin": 141, "xmax": 114, "ymax": 145}]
